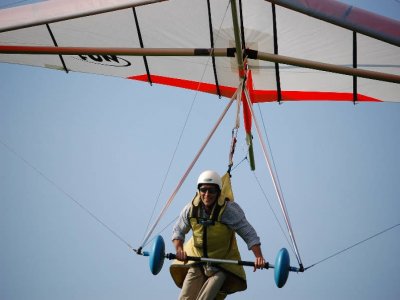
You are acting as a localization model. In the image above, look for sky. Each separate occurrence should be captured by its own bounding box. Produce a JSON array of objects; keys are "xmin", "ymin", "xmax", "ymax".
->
[{"xmin": 0, "ymin": 0, "xmax": 399, "ymax": 299}]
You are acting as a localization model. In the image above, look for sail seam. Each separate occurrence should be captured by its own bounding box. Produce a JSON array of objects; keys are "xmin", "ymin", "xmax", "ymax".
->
[
  {"xmin": 353, "ymin": 31, "xmax": 358, "ymax": 104},
  {"xmin": 238, "ymin": 0, "xmax": 246, "ymax": 50},
  {"xmin": 132, "ymin": 7, "xmax": 152, "ymax": 85},
  {"xmin": 272, "ymin": 4, "xmax": 282, "ymax": 103},
  {"xmin": 45, "ymin": 24, "xmax": 68, "ymax": 73},
  {"xmin": 206, "ymin": 0, "xmax": 221, "ymax": 98}
]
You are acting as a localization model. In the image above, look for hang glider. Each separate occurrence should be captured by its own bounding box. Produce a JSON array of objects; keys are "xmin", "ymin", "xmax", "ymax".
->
[
  {"xmin": 0, "ymin": 0, "xmax": 399, "ymax": 104},
  {"xmin": 1, "ymin": 0, "xmax": 399, "ymax": 291}
]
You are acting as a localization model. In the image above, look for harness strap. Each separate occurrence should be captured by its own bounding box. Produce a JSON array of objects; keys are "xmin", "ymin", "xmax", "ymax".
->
[{"xmin": 190, "ymin": 198, "xmax": 227, "ymax": 258}]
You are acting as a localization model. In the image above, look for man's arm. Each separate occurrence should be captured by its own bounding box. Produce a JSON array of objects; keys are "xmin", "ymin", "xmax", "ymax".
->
[
  {"xmin": 223, "ymin": 202, "xmax": 266, "ymax": 271},
  {"xmin": 223, "ymin": 202, "xmax": 261, "ymax": 249},
  {"xmin": 172, "ymin": 203, "xmax": 191, "ymax": 261}
]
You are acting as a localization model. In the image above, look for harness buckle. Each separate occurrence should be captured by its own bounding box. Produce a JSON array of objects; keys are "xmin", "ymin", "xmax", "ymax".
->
[{"xmin": 198, "ymin": 219, "xmax": 215, "ymax": 226}]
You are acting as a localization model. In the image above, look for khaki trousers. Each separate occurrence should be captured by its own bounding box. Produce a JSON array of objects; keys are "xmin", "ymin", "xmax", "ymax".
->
[{"xmin": 179, "ymin": 266, "xmax": 227, "ymax": 300}]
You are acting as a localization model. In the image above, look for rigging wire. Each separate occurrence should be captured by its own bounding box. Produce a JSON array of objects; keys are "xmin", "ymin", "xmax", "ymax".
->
[
  {"xmin": 0, "ymin": 138, "xmax": 135, "ymax": 252},
  {"xmin": 256, "ymin": 103, "xmax": 284, "ymax": 195},
  {"xmin": 305, "ymin": 223, "xmax": 400, "ymax": 270},
  {"xmin": 227, "ymin": 124, "xmax": 293, "ymax": 252},
  {"xmin": 138, "ymin": 88, "xmax": 239, "ymax": 251},
  {"xmin": 141, "ymin": 86, "xmax": 197, "ymax": 244},
  {"xmin": 243, "ymin": 87, "xmax": 304, "ymax": 270},
  {"xmin": 251, "ymin": 171, "xmax": 295, "ymax": 256},
  {"xmin": 140, "ymin": 216, "xmax": 179, "ymax": 249},
  {"xmin": 253, "ymin": 104, "xmax": 298, "ymax": 254},
  {"xmin": 229, "ymin": 155, "xmax": 248, "ymax": 172},
  {"xmin": 228, "ymin": 141, "xmax": 296, "ymax": 257},
  {"xmin": 138, "ymin": 1, "xmax": 232, "ymax": 250},
  {"xmin": 4, "ymin": 136, "xmax": 399, "ymax": 270},
  {"xmin": 228, "ymin": 127, "xmax": 295, "ymax": 256}
]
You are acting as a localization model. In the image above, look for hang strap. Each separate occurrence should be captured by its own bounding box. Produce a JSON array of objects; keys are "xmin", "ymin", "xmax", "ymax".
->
[{"xmin": 228, "ymin": 80, "xmax": 243, "ymax": 174}]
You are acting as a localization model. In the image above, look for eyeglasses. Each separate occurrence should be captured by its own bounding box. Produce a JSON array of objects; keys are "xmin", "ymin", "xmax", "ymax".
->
[{"xmin": 199, "ymin": 187, "xmax": 219, "ymax": 195}]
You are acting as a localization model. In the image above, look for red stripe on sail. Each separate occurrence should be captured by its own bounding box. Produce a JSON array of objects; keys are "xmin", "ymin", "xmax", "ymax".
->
[{"xmin": 128, "ymin": 74, "xmax": 382, "ymax": 102}]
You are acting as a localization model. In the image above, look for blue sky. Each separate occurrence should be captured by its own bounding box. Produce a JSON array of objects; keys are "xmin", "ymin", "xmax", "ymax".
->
[{"xmin": 0, "ymin": 1, "xmax": 399, "ymax": 299}]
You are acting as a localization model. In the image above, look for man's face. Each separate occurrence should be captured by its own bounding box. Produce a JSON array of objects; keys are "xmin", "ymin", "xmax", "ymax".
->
[{"xmin": 199, "ymin": 184, "xmax": 219, "ymax": 209}]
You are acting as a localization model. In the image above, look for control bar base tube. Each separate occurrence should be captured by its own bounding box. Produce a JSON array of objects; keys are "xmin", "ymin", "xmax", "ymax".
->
[{"xmin": 165, "ymin": 253, "xmax": 303, "ymax": 273}]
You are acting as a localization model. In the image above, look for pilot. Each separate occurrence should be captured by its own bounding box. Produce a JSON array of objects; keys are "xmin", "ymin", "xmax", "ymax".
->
[{"xmin": 170, "ymin": 170, "xmax": 265, "ymax": 299}]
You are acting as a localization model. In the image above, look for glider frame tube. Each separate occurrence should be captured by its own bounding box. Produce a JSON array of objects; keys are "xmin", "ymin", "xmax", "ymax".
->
[{"xmin": 1, "ymin": 45, "xmax": 398, "ymax": 84}]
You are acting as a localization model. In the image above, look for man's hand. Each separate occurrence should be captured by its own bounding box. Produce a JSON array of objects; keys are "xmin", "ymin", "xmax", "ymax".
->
[
  {"xmin": 173, "ymin": 239, "xmax": 187, "ymax": 262},
  {"xmin": 251, "ymin": 244, "xmax": 266, "ymax": 272},
  {"xmin": 253, "ymin": 256, "xmax": 266, "ymax": 272},
  {"xmin": 176, "ymin": 248, "xmax": 187, "ymax": 262}
]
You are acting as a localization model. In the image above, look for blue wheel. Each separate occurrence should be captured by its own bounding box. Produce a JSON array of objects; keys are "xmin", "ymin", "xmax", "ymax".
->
[
  {"xmin": 149, "ymin": 235, "xmax": 165, "ymax": 275},
  {"xmin": 274, "ymin": 248, "xmax": 290, "ymax": 288}
]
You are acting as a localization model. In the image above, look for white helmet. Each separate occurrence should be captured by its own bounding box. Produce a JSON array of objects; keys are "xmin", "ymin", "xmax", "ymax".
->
[{"xmin": 197, "ymin": 170, "xmax": 222, "ymax": 189}]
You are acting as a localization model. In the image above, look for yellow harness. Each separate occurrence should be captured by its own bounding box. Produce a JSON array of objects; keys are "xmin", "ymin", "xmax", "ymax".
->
[{"xmin": 170, "ymin": 174, "xmax": 247, "ymax": 294}]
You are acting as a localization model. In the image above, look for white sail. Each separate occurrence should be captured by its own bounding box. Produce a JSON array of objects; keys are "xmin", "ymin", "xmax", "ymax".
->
[{"xmin": 0, "ymin": 0, "xmax": 399, "ymax": 102}]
